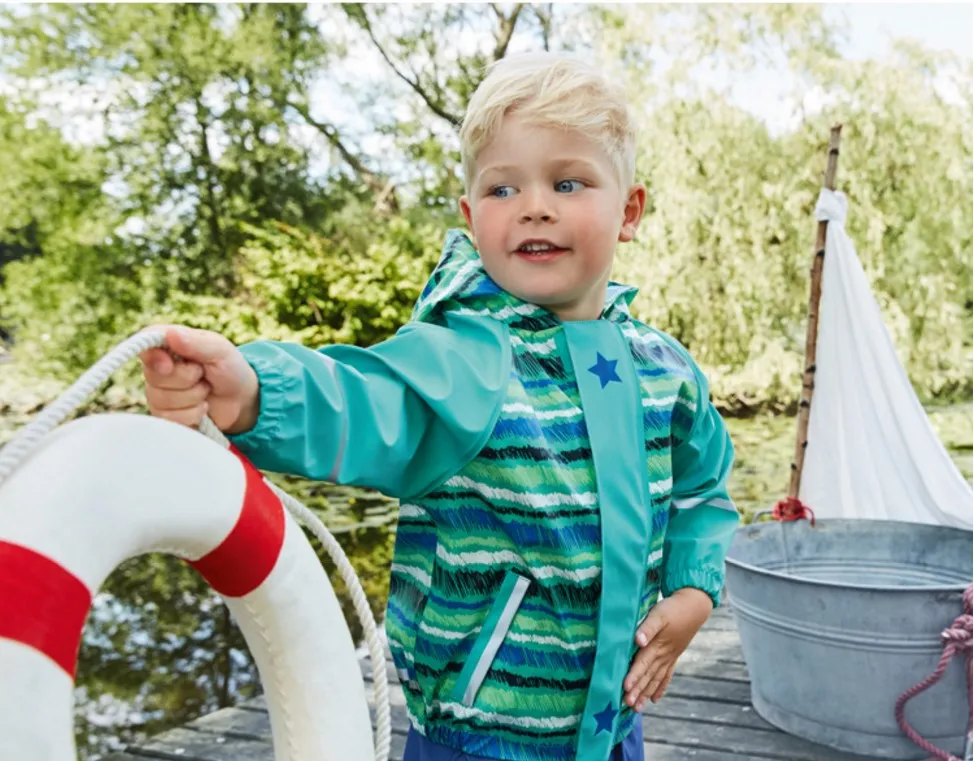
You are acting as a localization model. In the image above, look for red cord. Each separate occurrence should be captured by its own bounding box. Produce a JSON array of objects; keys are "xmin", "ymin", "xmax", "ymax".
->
[{"xmin": 772, "ymin": 496, "xmax": 816, "ymax": 525}]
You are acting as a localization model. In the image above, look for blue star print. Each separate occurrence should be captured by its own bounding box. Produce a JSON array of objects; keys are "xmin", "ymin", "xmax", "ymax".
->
[
  {"xmin": 588, "ymin": 353, "xmax": 622, "ymax": 389},
  {"xmin": 594, "ymin": 700, "xmax": 616, "ymax": 735}
]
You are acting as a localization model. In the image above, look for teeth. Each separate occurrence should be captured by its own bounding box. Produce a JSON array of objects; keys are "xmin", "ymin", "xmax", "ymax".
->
[{"xmin": 521, "ymin": 243, "xmax": 556, "ymax": 252}]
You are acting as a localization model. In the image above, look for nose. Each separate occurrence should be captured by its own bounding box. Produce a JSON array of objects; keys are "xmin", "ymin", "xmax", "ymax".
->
[{"xmin": 519, "ymin": 187, "xmax": 557, "ymax": 224}]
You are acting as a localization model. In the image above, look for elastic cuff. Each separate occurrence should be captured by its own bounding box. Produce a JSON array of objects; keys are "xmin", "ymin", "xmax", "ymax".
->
[
  {"xmin": 225, "ymin": 352, "xmax": 296, "ymax": 457},
  {"xmin": 662, "ymin": 567, "xmax": 725, "ymax": 609}
]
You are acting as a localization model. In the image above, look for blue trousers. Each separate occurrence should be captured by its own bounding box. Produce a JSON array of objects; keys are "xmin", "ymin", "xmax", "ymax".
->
[{"xmin": 403, "ymin": 719, "xmax": 644, "ymax": 761}]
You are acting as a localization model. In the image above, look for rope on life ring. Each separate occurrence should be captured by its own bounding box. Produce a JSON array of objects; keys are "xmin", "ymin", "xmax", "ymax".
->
[{"xmin": 0, "ymin": 328, "xmax": 391, "ymax": 761}]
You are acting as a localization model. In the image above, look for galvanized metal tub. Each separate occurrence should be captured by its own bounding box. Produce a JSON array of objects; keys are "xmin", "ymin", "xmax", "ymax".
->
[{"xmin": 724, "ymin": 518, "xmax": 972, "ymax": 759}]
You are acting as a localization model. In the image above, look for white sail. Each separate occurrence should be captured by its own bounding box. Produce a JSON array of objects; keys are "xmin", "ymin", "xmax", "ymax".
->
[{"xmin": 799, "ymin": 188, "xmax": 973, "ymax": 529}]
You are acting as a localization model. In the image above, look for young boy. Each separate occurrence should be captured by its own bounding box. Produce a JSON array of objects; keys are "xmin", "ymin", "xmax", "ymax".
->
[{"xmin": 141, "ymin": 52, "xmax": 739, "ymax": 761}]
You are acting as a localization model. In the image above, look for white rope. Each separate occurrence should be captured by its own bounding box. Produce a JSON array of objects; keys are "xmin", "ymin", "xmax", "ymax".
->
[
  {"xmin": 0, "ymin": 331, "xmax": 163, "ymax": 483},
  {"xmin": 0, "ymin": 328, "xmax": 392, "ymax": 761}
]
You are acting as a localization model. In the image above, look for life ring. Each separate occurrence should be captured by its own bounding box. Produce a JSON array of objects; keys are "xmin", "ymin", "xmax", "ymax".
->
[{"xmin": 0, "ymin": 412, "xmax": 375, "ymax": 760}]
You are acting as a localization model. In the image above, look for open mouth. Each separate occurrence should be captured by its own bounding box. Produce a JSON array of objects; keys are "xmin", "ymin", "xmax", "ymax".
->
[{"xmin": 514, "ymin": 241, "xmax": 569, "ymax": 258}]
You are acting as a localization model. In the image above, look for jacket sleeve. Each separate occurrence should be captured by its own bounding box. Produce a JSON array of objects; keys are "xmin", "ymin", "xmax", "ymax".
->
[
  {"xmin": 661, "ymin": 349, "xmax": 739, "ymax": 608},
  {"xmin": 226, "ymin": 313, "xmax": 509, "ymax": 500}
]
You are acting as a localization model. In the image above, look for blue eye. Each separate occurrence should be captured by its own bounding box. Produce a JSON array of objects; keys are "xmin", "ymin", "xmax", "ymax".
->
[
  {"xmin": 490, "ymin": 185, "xmax": 515, "ymax": 198},
  {"xmin": 555, "ymin": 179, "xmax": 584, "ymax": 193}
]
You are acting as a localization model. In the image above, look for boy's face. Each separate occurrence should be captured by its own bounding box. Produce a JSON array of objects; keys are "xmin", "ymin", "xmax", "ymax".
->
[{"xmin": 460, "ymin": 113, "xmax": 645, "ymax": 322}]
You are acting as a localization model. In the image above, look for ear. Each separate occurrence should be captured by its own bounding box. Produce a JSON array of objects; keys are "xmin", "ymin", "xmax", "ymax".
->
[
  {"xmin": 618, "ymin": 184, "xmax": 647, "ymax": 243},
  {"xmin": 459, "ymin": 196, "xmax": 477, "ymax": 247}
]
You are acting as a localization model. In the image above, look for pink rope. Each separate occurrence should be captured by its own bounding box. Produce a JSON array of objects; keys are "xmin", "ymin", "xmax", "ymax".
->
[{"xmin": 894, "ymin": 585, "xmax": 973, "ymax": 761}]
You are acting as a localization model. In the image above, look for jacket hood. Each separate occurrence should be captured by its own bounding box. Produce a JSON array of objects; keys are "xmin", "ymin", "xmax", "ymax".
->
[{"xmin": 410, "ymin": 229, "xmax": 638, "ymax": 330}]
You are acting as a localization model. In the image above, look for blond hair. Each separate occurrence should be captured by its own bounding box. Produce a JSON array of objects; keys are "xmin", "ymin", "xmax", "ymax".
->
[{"xmin": 459, "ymin": 52, "xmax": 637, "ymax": 191}]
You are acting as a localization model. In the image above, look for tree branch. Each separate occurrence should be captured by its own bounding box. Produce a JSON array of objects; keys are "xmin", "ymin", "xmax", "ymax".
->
[
  {"xmin": 287, "ymin": 99, "xmax": 399, "ymax": 212},
  {"xmin": 346, "ymin": 5, "xmax": 461, "ymax": 126},
  {"xmin": 492, "ymin": 3, "xmax": 524, "ymax": 61},
  {"xmin": 533, "ymin": 4, "xmax": 553, "ymax": 52}
]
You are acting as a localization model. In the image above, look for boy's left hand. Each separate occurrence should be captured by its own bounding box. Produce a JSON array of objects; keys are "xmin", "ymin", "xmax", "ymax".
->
[{"xmin": 623, "ymin": 587, "xmax": 713, "ymax": 711}]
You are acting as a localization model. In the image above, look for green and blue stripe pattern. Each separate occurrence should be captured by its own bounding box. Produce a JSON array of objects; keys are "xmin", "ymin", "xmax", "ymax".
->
[{"xmin": 385, "ymin": 231, "xmax": 706, "ymax": 760}]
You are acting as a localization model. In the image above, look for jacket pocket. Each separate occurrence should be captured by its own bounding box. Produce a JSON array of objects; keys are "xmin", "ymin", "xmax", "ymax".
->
[{"xmin": 451, "ymin": 569, "xmax": 531, "ymax": 707}]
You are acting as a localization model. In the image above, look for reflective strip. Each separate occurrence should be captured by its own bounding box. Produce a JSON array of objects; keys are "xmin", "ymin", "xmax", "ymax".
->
[
  {"xmin": 315, "ymin": 354, "xmax": 348, "ymax": 482},
  {"xmin": 672, "ymin": 496, "xmax": 736, "ymax": 512},
  {"xmin": 457, "ymin": 572, "xmax": 531, "ymax": 707}
]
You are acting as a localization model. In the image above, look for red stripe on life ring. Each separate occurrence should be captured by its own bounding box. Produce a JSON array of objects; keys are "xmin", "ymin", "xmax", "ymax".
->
[
  {"xmin": 189, "ymin": 446, "xmax": 286, "ymax": 598},
  {"xmin": 0, "ymin": 541, "xmax": 92, "ymax": 678}
]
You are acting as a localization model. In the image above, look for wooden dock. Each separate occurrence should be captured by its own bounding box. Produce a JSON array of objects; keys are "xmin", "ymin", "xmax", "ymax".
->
[{"xmin": 105, "ymin": 603, "xmax": 876, "ymax": 761}]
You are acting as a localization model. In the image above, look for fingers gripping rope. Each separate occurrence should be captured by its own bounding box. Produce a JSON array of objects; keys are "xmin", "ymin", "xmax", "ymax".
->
[{"xmin": 0, "ymin": 329, "xmax": 392, "ymax": 761}]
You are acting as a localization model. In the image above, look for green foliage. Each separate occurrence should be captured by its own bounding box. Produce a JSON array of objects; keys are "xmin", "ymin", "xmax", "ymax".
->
[
  {"xmin": 0, "ymin": 100, "xmax": 110, "ymax": 266},
  {"xmin": 606, "ymin": 9, "xmax": 972, "ymax": 410},
  {"xmin": 805, "ymin": 43, "xmax": 973, "ymax": 400},
  {"xmin": 148, "ymin": 209, "xmax": 444, "ymax": 349},
  {"xmin": 1, "ymin": 249, "xmax": 145, "ymax": 374},
  {"xmin": 0, "ymin": 3, "xmax": 970, "ymax": 411},
  {"xmin": 0, "ymin": 3, "xmax": 348, "ymax": 291}
]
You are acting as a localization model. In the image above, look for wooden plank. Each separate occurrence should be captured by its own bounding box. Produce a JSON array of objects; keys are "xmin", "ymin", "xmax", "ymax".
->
[
  {"xmin": 683, "ymin": 627, "xmax": 748, "ymax": 661},
  {"xmin": 643, "ymin": 695, "xmax": 771, "ymax": 731},
  {"xmin": 665, "ymin": 674, "xmax": 752, "ymax": 704},
  {"xmin": 127, "ymin": 721, "xmax": 408, "ymax": 761},
  {"xmin": 709, "ymin": 604, "xmax": 735, "ymax": 621},
  {"xmin": 642, "ymin": 741, "xmax": 754, "ymax": 761},
  {"xmin": 359, "ymin": 654, "xmax": 403, "ymax": 685},
  {"xmin": 701, "ymin": 617, "xmax": 740, "ymax": 632},
  {"xmin": 363, "ymin": 689, "xmax": 414, "ymax": 735},
  {"xmin": 674, "ymin": 652, "xmax": 750, "ymax": 682},
  {"xmin": 128, "ymin": 726, "xmax": 271, "ymax": 761},
  {"xmin": 187, "ymin": 706, "xmax": 271, "ymax": 741},
  {"xmin": 242, "ymin": 687, "xmax": 413, "ymax": 740},
  {"xmin": 205, "ymin": 700, "xmax": 410, "ymax": 761},
  {"xmin": 640, "ymin": 714, "xmax": 878, "ymax": 761}
]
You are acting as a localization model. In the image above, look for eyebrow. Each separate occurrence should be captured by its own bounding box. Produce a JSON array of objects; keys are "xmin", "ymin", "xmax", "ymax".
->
[{"xmin": 477, "ymin": 157, "xmax": 604, "ymax": 181}]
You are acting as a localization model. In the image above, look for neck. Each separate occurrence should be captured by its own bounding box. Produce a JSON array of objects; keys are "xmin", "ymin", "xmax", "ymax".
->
[{"xmin": 548, "ymin": 298, "xmax": 604, "ymax": 322}]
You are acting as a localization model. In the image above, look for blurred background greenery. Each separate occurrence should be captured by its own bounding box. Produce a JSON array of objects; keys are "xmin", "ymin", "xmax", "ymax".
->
[{"xmin": 0, "ymin": 4, "xmax": 969, "ymax": 758}]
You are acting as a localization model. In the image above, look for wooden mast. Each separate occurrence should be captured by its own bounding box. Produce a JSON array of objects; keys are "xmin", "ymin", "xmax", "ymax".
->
[{"xmin": 788, "ymin": 125, "xmax": 843, "ymax": 500}]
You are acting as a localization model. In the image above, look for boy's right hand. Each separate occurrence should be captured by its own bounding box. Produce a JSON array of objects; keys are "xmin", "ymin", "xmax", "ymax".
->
[{"xmin": 139, "ymin": 325, "xmax": 260, "ymax": 435}]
